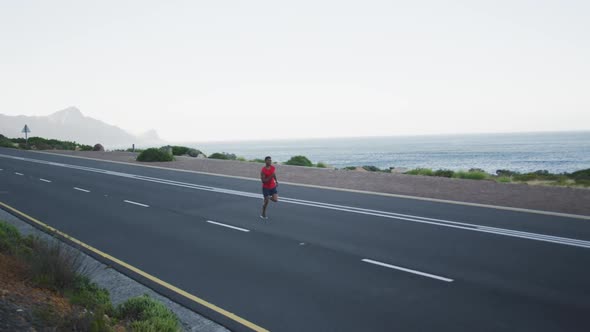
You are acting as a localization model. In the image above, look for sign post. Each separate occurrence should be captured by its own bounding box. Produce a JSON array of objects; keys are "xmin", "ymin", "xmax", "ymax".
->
[{"xmin": 22, "ymin": 125, "xmax": 31, "ymax": 147}]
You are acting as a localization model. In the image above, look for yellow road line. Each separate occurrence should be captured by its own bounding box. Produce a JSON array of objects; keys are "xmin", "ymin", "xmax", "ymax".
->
[{"xmin": 0, "ymin": 201, "xmax": 269, "ymax": 332}]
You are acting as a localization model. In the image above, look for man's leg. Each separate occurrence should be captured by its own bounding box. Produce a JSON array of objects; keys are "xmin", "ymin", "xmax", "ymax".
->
[
  {"xmin": 271, "ymin": 193, "xmax": 278, "ymax": 202},
  {"xmin": 261, "ymin": 196, "xmax": 270, "ymax": 218}
]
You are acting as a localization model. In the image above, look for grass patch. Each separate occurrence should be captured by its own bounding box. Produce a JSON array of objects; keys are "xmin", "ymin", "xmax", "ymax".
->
[
  {"xmin": 405, "ymin": 168, "xmax": 434, "ymax": 176},
  {"xmin": 137, "ymin": 148, "xmax": 174, "ymax": 162},
  {"xmin": 433, "ymin": 169, "xmax": 454, "ymax": 178},
  {"xmin": 453, "ymin": 170, "xmax": 489, "ymax": 180},
  {"xmin": 316, "ymin": 162, "xmax": 328, "ymax": 168},
  {"xmin": 497, "ymin": 176, "xmax": 512, "ymax": 183}
]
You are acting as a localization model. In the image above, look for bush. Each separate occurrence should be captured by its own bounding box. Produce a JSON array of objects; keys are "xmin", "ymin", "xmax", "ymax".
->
[
  {"xmin": 497, "ymin": 176, "xmax": 512, "ymax": 183},
  {"xmin": 79, "ymin": 144, "xmax": 93, "ymax": 151},
  {"xmin": 285, "ymin": 155, "xmax": 313, "ymax": 167},
  {"xmin": 0, "ymin": 135, "xmax": 16, "ymax": 148},
  {"xmin": 249, "ymin": 158, "xmax": 266, "ymax": 163},
  {"xmin": 496, "ymin": 169, "xmax": 517, "ymax": 177},
  {"xmin": 171, "ymin": 146, "xmax": 190, "ymax": 156},
  {"xmin": 137, "ymin": 148, "xmax": 174, "ymax": 162},
  {"xmin": 362, "ymin": 165, "xmax": 381, "ymax": 172},
  {"xmin": 186, "ymin": 148, "xmax": 203, "ymax": 157},
  {"xmin": 236, "ymin": 156, "xmax": 247, "ymax": 162},
  {"xmin": 209, "ymin": 152, "xmax": 236, "ymax": 160},
  {"xmin": 571, "ymin": 168, "xmax": 590, "ymax": 180},
  {"xmin": 433, "ymin": 169, "xmax": 454, "ymax": 178},
  {"xmin": 0, "ymin": 222, "xmax": 22, "ymax": 254},
  {"xmin": 343, "ymin": 166, "xmax": 357, "ymax": 171},
  {"xmin": 316, "ymin": 162, "xmax": 328, "ymax": 168},
  {"xmin": 25, "ymin": 237, "xmax": 85, "ymax": 291},
  {"xmin": 454, "ymin": 170, "xmax": 488, "ymax": 180},
  {"xmin": 117, "ymin": 295, "xmax": 180, "ymax": 332},
  {"xmin": 405, "ymin": 168, "xmax": 434, "ymax": 176},
  {"xmin": 67, "ymin": 275, "xmax": 113, "ymax": 313},
  {"xmin": 93, "ymin": 144, "xmax": 105, "ymax": 151}
]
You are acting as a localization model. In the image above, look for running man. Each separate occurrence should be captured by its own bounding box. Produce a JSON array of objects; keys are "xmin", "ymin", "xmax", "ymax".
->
[{"xmin": 260, "ymin": 156, "xmax": 278, "ymax": 219}]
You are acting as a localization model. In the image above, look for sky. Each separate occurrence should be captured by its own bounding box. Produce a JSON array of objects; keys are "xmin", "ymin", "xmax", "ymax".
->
[{"xmin": 0, "ymin": 0, "xmax": 589, "ymax": 142}]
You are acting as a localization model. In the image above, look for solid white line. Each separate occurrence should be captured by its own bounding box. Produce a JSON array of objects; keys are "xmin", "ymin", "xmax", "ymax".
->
[
  {"xmin": 40, "ymin": 178, "xmax": 52, "ymax": 183},
  {"xmin": 74, "ymin": 187, "xmax": 90, "ymax": 193},
  {"xmin": 362, "ymin": 259, "xmax": 454, "ymax": 282},
  {"xmin": 14, "ymin": 172, "xmax": 24, "ymax": 176},
  {"xmin": 124, "ymin": 200, "xmax": 150, "ymax": 208},
  {"xmin": 206, "ymin": 220, "xmax": 250, "ymax": 232}
]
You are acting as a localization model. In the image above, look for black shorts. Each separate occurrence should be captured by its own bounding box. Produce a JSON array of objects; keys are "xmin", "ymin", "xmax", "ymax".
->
[{"xmin": 262, "ymin": 186, "xmax": 278, "ymax": 197}]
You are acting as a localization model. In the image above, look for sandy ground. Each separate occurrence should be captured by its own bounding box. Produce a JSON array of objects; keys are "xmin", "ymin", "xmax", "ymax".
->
[{"xmin": 38, "ymin": 150, "xmax": 590, "ymax": 216}]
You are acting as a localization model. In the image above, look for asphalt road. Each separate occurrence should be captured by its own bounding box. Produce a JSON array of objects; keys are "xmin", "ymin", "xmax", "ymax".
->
[{"xmin": 1, "ymin": 147, "xmax": 589, "ymax": 332}]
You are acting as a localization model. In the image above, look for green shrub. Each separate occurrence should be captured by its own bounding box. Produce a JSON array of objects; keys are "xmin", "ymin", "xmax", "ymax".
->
[
  {"xmin": 186, "ymin": 148, "xmax": 203, "ymax": 157},
  {"xmin": 571, "ymin": 168, "xmax": 590, "ymax": 180},
  {"xmin": 496, "ymin": 169, "xmax": 517, "ymax": 177},
  {"xmin": 67, "ymin": 276, "xmax": 113, "ymax": 313},
  {"xmin": 25, "ymin": 237, "xmax": 84, "ymax": 291},
  {"xmin": 117, "ymin": 295, "xmax": 180, "ymax": 332},
  {"xmin": 236, "ymin": 156, "xmax": 247, "ymax": 162},
  {"xmin": 343, "ymin": 166, "xmax": 357, "ymax": 171},
  {"xmin": 249, "ymin": 158, "xmax": 266, "ymax": 163},
  {"xmin": 79, "ymin": 145, "xmax": 93, "ymax": 151},
  {"xmin": 170, "ymin": 146, "xmax": 190, "ymax": 156},
  {"xmin": 497, "ymin": 176, "xmax": 512, "ymax": 183},
  {"xmin": 0, "ymin": 135, "xmax": 16, "ymax": 148},
  {"xmin": 405, "ymin": 168, "xmax": 434, "ymax": 176},
  {"xmin": 362, "ymin": 165, "xmax": 381, "ymax": 172},
  {"xmin": 433, "ymin": 169, "xmax": 454, "ymax": 178},
  {"xmin": 137, "ymin": 148, "xmax": 174, "ymax": 162},
  {"xmin": 454, "ymin": 170, "xmax": 488, "ymax": 180},
  {"xmin": 0, "ymin": 222, "xmax": 22, "ymax": 254},
  {"xmin": 316, "ymin": 162, "xmax": 328, "ymax": 168},
  {"xmin": 209, "ymin": 152, "xmax": 236, "ymax": 160},
  {"xmin": 285, "ymin": 155, "xmax": 313, "ymax": 167}
]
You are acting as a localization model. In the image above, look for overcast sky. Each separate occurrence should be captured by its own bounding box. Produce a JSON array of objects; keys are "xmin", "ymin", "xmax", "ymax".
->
[{"xmin": 1, "ymin": 1, "xmax": 588, "ymax": 142}]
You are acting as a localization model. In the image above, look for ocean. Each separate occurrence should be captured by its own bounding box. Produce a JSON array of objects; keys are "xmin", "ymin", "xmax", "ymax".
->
[{"xmin": 191, "ymin": 131, "xmax": 590, "ymax": 174}]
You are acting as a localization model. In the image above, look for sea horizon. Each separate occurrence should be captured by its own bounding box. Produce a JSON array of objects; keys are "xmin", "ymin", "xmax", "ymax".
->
[{"xmin": 182, "ymin": 131, "xmax": 590, "ymax": 174}]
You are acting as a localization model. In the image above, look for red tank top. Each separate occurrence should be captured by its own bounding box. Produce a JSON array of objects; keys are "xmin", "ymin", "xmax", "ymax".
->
[{"xmin": 261, "ymin": 165, "xmax": 276, "ymax": 189}]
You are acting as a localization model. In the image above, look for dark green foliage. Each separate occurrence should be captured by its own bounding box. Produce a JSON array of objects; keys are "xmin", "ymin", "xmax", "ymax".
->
[
  {"xmin": 137, "ymin": 148, "xmax": 174, "ymax": 162},
  {"xmin": 209, "ymin": 152, "xmax": 237, "ymax": 160},
  {"xmin": 171, "ymin": 146, "xmax": 189, "ymax": 156},
  {"xmin": 405, "ymin": 168, "xmax": 434, "ymax": 176},
  {"xmin": 362, "ymin": 165, "xmax": 381, "ymax": 172},
  {"xmin": 434, "ymin": 169, "xmax": 455, "ymax": 178},
  {"xmin": 285, "ymin": 155, "xmax": 313, "ymax": 167},
  {"xmin": 0, "ymin": 222, "xmax": 22, "ymax": 254},
  {"xmin": 117, "ymin": 295, "xmax": 180, "ymax": 332}
]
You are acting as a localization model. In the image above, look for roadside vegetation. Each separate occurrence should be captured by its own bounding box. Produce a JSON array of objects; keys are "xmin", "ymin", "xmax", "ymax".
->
[
  {"xmin": 137, "ymin": 148, "xmax": 175, "ymax": 162},
  {"xmin": 400, "ymin": 167, "xmax": 590, "ymax": 187},
  {"xmin": 0, "ymin": 220, "xmax": 181, "ymax": 331},
  {"xmin": 0, "ymin": 134, "xmax": 93, "ymax": 151}
]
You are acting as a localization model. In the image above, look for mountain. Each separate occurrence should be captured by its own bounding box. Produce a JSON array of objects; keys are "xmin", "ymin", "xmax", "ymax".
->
[{"xmin": 0, "ymin": 107, "xmax": 164, "ymax": 148}]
